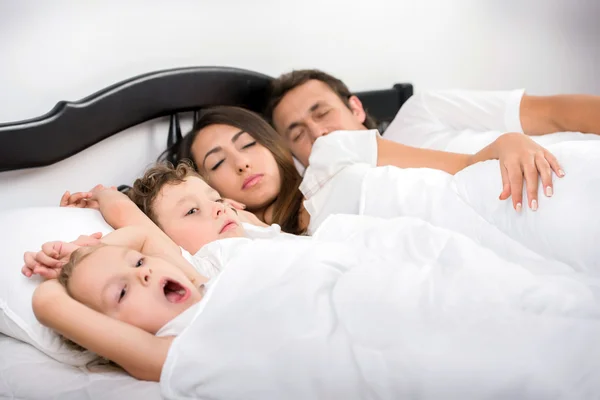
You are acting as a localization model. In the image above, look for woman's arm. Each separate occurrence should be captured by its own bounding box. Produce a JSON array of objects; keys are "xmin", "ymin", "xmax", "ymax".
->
[
  {"xmin": 376, "ymin": 132, "xmax": 563, "ymax": 210},
  {"xmin": 376, "ymin": 135, "xmax": 485, "ymax": 174},
  {"xmin": 33, "ymin": 280, "xmax": 171, "ymax": 381}
]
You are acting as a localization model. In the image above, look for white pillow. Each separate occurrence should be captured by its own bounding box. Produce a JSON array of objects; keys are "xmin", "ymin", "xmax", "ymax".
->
[{"xmin": 0, "ymin": 207, "xmax": 114, "ymax": 366}]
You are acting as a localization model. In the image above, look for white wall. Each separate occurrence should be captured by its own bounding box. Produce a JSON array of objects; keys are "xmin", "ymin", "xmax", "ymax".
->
[
  {"xmin": 1, "ymin": 0, "xmax": 599, "ymax": 122},
  {"xmin": 0, "ymin": 0, "xmax": 598, "ymax": 208}
]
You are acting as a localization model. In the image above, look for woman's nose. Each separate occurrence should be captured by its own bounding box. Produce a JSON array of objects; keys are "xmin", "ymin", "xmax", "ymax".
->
[{"xmin": 236, "ymin": 161, "xmax": 251, "ymax": 173}]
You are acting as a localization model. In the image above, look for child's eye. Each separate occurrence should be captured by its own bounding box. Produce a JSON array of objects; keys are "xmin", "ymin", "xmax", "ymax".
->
[
  {"xmin": 118, "ymin": 287, "xmax": 126, "ymax": 302},
  {"xmin": 210, "ymin": 160, "xmax": 224, "ymax": 171},
  {"xmin": 215, "ymin": 199, "xmax": 225, "ymax": 203},
  {"xmin": 186, "ymin": 208, "xmax": 198, "ymax": 216},
  {"xmin": 135, "ymin": 258, "xmax": 144, "ymax": 268}
]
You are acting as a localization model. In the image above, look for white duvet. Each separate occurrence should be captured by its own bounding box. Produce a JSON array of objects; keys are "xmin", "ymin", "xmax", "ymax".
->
[
  {"xmin": 161, "ymin": 215, "xmax": 600, "ymax": 400},
  {"xmin": 301, "ymin": 131, "xmax": 600, "ymax": 273}
]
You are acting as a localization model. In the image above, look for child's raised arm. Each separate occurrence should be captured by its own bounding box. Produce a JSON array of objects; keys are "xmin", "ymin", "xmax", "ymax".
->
[
  {"xmin": 61, "ymin": 185, "xmax": 152, "ymax": 230},
  {"xmin": 100, "ymin": 225, "xmax": 205, "ymax": 285},
  {"xmin": 23, "ymin": 225, "xmax": 205, "ymax": 288},
  {"xmin": 32, "ymin": 279, "xmax": 171, "ymax": 381}
]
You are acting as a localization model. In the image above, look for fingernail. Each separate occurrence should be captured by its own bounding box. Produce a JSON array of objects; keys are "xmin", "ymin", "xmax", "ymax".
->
[
  {"xmin": 558, "ymin": 169, "xmax": 565, "ymax": 177},
  {"xmin": 531, "ymin": 200, "xmax": 538, "ymax": 211},
  {"xmin": 516, "ymin": 203, "xmax": 522, "ymax": 212},
  {"xmin": 545, "ymin": 186, "xmax": 553, "ymax": 197}
]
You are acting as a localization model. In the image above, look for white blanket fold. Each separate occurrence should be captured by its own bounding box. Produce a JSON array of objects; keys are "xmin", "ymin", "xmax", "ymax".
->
[{"xmin": 161, "ymin": 216, "xmax": 600, "ymax": 400}]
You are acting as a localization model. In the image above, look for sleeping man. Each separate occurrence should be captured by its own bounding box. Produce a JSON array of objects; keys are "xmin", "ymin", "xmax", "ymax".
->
[
  {"xmin": 265, "ymin": 69, "xmax": 600, "ymax": 212},
  {"xmin": 22, "ymin": 162, "xmax": 600, "ymax": 399}
]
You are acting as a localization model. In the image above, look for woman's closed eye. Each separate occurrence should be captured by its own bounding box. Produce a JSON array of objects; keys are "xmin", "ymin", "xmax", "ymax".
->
[
  {"xmin": 242, "ymin": 141, "xmax": 256, "ymax": 149},
  {"xmin": 210, "ymin": 160, "xmax": 224, "ymax": 171}
]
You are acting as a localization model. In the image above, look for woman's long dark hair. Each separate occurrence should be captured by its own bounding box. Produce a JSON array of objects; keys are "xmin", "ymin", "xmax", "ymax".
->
[{"xmin": 160, "ymin": 106, "xmax": 305, "ymax": 234}]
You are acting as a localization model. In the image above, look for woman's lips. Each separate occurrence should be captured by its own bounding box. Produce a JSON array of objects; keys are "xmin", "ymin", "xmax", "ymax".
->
[{"xmin": 242, "ymin": 174, "xmax": 263, "ymax": 190}]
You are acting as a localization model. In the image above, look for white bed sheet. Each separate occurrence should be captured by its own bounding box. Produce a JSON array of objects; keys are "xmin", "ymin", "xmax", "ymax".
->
[{"xmin": 0, "ymin": 334, "xmax": 160, "ymax": 400}]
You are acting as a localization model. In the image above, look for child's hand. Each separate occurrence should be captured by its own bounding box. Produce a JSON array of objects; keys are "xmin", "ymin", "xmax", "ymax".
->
[
  {"xmin": 60, "ymin": 185, "xmax": 117, "ymax": 209},
  {"xmin": 21, "ymin": 232, "xmax": 103, "ymax": 279}
]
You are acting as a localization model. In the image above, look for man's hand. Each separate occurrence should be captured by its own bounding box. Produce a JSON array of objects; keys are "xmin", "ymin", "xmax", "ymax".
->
[
  {"xmin": 493, "ymin": 133, "xmax": 565, "ymax": 211},
  {"xmin": 22, "ymin": 232, "xmax": 103, "ymax": 279}
]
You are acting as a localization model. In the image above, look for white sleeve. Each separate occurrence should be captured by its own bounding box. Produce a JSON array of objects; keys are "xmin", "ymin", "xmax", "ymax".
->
[
  {"xmin": 180, "ymin": 246, "xmax": 223, "ymax": 278},
  {"xmin": 383, "ymin": 89, "xmax": 525, "ymax": 147},
  {"xmin": 300, "ymin": 129, "xmax": 378, "ymax": 198}
]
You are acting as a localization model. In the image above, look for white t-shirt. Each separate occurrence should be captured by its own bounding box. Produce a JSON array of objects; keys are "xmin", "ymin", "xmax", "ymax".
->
[
  {"xmin": 158, "ymin": 223, "xmax": 304, "ymax": 336},
  {"xmin": 384, "ymin": 89, "xmax": 600, "ymax": 153},
  {"xmin": 300, "ymin": 130, "xmax": 379, "ymax": 233},
  {"xmin": 179, "ymin": 222, "xmax": 300, "ymax": 278},
  {"xmin": 300, "ymin": 129, "xmax": 600, "ymax": 271}
]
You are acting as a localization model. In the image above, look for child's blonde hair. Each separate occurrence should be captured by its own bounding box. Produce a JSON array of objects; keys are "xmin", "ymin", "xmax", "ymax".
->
[
  {"xmin": 57, "ymin": 244, "xmax": 105, "ymax": 295},
  {"xmin": 56, "ymin": 244, "xmax": 106, "ymax": 352},
  {"xmin": 129, "ymin": 161, "xmax": 202, "ymax": 226}
]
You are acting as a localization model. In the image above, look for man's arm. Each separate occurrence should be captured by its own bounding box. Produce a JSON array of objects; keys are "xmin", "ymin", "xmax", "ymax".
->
[
  {"xmin": 521, "ymin": 94, "xmax": 600, "ymax": 136},
  {"xmin": 33, "ymin": 280, "xmax": 171, "ymax": 381}
]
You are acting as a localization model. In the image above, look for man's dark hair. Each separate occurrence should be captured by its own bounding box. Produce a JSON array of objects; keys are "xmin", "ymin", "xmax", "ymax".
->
[{"xmin": 265, "ymin": 69, "xmax": 377, "ymax": 129}]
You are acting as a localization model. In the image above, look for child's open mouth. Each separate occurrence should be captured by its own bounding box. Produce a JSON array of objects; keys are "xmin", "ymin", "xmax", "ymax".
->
[{"xmin": 162, "ymin": 279, "xmax": 190, "ymax": 303}]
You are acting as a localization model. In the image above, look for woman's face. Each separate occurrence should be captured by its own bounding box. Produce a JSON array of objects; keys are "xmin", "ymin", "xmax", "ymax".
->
[{"xmin": 190, "ymin": 124, "xmax": 282, "ymax": 210}]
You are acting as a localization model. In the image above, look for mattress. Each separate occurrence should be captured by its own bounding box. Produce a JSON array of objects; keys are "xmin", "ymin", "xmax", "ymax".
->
[{"xmin": 0, "ymin": 334, "xmax": 161, "ymax": 400}]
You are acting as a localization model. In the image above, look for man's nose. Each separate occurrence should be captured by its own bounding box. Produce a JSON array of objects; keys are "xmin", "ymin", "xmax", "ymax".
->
[{"xmin": 307, "ymin": 121, "xmax": 329, "ymax": 142}]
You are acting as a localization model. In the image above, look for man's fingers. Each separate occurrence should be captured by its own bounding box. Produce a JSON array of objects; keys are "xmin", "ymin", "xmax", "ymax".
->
[{"xmin": 523, "ymin": 162, "xmax": 540, "ymax": 211}]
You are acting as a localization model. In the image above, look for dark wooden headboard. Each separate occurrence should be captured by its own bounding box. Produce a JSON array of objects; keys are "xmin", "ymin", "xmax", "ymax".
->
[{"xmin": 0, "ymin": 66, "xmax": 413, "ymax": 172}]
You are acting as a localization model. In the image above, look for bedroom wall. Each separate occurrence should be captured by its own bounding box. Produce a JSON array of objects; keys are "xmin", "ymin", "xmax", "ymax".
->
[
  {"xmin": 1, "ymin": 0, "xmax": 599, "ymax": 122},
  {"xmin": 0, "ymin": 0, "xmax": 598, "ymax": 208}
]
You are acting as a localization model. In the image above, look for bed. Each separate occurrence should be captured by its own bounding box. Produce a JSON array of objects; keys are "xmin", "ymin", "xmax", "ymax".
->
[{"xmin": 0, "ymin": 66, "xmax": 413, "ymax": 399}]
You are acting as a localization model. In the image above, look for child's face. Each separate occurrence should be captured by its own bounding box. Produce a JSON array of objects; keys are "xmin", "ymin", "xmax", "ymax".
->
[
  {"xmin": 153, "ymin": 176, "xmax": 246, "ymax": 254},
  {"xmin": 68, "ymin": 245, "xmax": 203, "ymax": 334}
]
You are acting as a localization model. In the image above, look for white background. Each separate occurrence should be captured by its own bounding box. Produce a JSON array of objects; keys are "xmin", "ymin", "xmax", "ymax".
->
[{"xmin": 0, "ymin": 0, "xmax": 599, "ymax": 208}]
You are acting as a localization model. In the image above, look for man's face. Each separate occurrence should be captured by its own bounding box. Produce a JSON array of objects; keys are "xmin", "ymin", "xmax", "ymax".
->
[{"xmin": 272, "ymin": 80, "xmax": 367, "ymax": 167}]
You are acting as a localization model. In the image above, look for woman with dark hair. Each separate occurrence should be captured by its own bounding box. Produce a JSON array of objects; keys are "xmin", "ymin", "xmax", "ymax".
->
[
  {"xmin": 162, "ymin": 106, "xmax": 307, "ymax": 234},
  {"xmin": 159, "ymin": 105, "xmax": 600, "ymax": 271}
]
